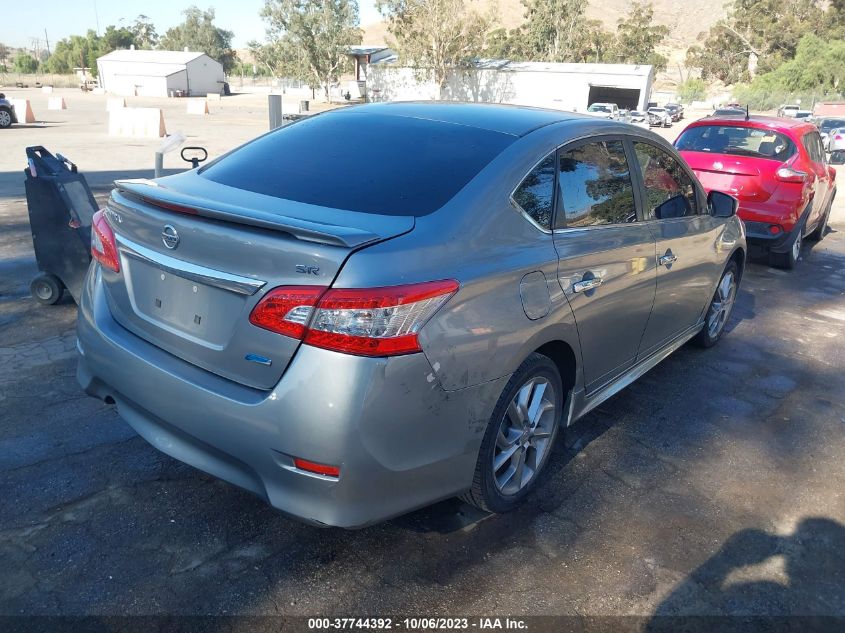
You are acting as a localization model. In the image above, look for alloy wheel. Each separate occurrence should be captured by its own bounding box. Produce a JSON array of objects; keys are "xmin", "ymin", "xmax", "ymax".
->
[
  {"xmin": 792, "ymin": 232, "xmax": 802, "ymax": 261},
  {"xmin": 0, "ymin": 110, "xmax": 11, "ymax": 128},
  {"xmin": 707, "ymin": 271, "xmax": 737, "ymax": 338},
  {"xmin": 492, "ymin": 377, "xmax": 557, "ymax": 496}
]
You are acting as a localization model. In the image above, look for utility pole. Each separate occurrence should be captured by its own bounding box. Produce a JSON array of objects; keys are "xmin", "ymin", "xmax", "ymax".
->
[
  {"xmin": 44, "ymin": 29, "xmax": 50, "ymax": 56},
  {"xmin": 94, "ymin": 0, "xmax": 100, "ymax": 35}
]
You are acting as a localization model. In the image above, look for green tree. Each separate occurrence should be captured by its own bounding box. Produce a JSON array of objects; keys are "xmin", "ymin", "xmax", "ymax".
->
[
  {"xmin": 677, "ymin": 77, "xmax": 706, "ymax": 103},
  {"xmin": 160, "ymin": 6, "xmax": 236, "ymax": 72},
  {"xmin": 0, "ymin": 43, "xmax": 8, "ymax": 71},
  {"xmin": 377, "ymin": 0, "xmax": 495, "ymax": 91},
  {"xmin": 686, "ymin": 0, "xmax": 824, "ymax": 84},
  {"xmin": 14, "ymin": 52, "xmax": 39, "ymax": 74},
  {"xmin": 131, "ymin": 15, "xmax": 159, "ymax": 49},
  {"xmin": 611, "ymin": 1, "xmax": 668, "ymax": 70},
  {"xmin": 258, "ymin": 0, "xmax": 361, "ymax": 100},
  {"xmin": 517, "ymin": 0, "xmax": 609, "ymax": 63},
  {"xmin": 101, "ymin": 25, "xmax": 136, "ymax": 52}
]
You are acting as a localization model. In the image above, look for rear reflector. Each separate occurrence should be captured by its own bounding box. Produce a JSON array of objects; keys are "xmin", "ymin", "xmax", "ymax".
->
[
  {"xmin": 769, "ymin": 225, "xmax": 783, "ymax": 234},
  {"xmin": 293, "ymin": 458, "xmax": 340, "ymax": 478},
  {"xmin": 249, "ymin": 279, "xmax": 459, "ymax": 357},
  {"xmin": 91, "ymin": 210, "xmax": 120, "ymax": 272}
]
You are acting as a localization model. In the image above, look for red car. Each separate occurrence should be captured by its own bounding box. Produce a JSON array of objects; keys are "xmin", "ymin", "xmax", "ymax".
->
[{"xmin": 675, "ymin": 115, "xmax": 836, "ymax": 268}]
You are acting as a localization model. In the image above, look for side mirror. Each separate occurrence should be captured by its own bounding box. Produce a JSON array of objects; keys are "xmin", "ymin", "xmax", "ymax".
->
[
  {"xmin": 708, "ymin": 190, "xmax": 738, "ymax": 218},
  {"xmin": 829, "ymin": 150, "xmax": 845, "ymax": 165}
]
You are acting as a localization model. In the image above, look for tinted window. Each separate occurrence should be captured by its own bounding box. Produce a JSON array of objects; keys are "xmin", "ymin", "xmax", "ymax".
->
[
  {"xmin": 803, "ymin": 132, "xmax": 825, "ymax": 163},
  {"xmin": 634, "ymin": 142, "xmax": 698, "ymax": 220},
  {"xmin": 675, "ymin": 125, "xmax": 796, "ymax": 161},
  {"xmin": 512, "ymin": 154, "xmax": 555, "ymax": 230},
  {"xmin": 820, "ymin": 118, "xmax": 845, "ymax": 133},
  {"xmin": 200, "ymin": 111, "xmax": 514, "ymax": 216},
  {"xmin": 555, "ymin": 140, "xmax": 637, "ymax": 228}
]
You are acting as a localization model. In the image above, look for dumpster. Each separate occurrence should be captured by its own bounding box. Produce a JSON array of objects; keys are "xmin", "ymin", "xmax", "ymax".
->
[{"xmin": 24, "ymin": 146, "xmax": 97, "ymax": 305}]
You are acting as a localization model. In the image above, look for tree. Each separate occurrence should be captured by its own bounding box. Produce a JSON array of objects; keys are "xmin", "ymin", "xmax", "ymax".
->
[
  {"xmin": 517, "ymin": 0, "xmax": 611, "ymax": 63},
  {"xmin": 258, "ymin": 0, "xmax": 361, "ymax": 100},
  {"xmin": 686, "ymin": 0, "xmax": 825, "ymax": 84},
  {"xmin": 43, "ymin": 27, "xmax": 136, "ymax": 76},
  {"xmin": 160, "ymin": 6, "xmax": 236, "ymax": 72},
  {"xmin": 13, "ymin": 52, "xmax": 39, "ymax": 74},
  {"xmin": 611, "ymin": 1, "xmax": 668, "ymax": 70},
  {"xmin": 0, "ymin": 43, "xmax": 9, "ymax": 72},
  {"xmin": 677, "ymin": 77, "xmax": 706, "ymax": 103},
  {"xmin": 131, "ymin": 15, "xmax": 159, "ymax": 49},
  {"xmin": 377, "ymin": 0, "xmax": 495, "ymax": 91},
  {"xmin": 101, "ymin": 25, "xmax": 135, "ymax": 52}
]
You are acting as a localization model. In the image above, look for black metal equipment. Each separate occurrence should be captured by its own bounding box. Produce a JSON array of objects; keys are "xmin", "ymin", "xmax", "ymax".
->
[{"xmin": 24, "ymin": 146, "xmax": 97, "ymax": 305}]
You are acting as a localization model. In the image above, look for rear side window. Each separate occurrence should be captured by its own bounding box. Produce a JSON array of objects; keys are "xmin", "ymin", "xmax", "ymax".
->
[
  {"xmin": 803, "ymin": 132, "xmax": 825, "ymax": 163},
  {"xmin": 675, "ymin": 125, "xmax": 796, "ymax": 161},
  {"xmin": 555, "ymin": 140, "xmax": 637, "ymax": 228},
  {"xmin": 512, "ymin": 154, "xmax": 555, "ymax": 230},
  {"xmin": 633, "ymin": 142, "xmax": 698, "ymax": 219},
  {"xmin": 200, "ymin": 111, "xmax": 515, "ymax": 216}
]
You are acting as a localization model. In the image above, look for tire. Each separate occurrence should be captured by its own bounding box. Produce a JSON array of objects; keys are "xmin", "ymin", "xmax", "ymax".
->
[
  {"xmin": 462, "ymin": 353, "xmax": 564, "ymax": 513},
  {"xmin": 0, "ymin": 107, "xmax": 12, "ymax": 129},
  {"xmin": 693, "ymin": 260, "xmax": 739, "ymax": 348},
  {"xmin": 769, "ymin": 230, "xmax": 802, "ymax": 269},
  {"xmin": 30, "ymin": 273, "xmax": 64, "ymax": 305},
  {"xmin": 807, "ymin": 202, "xmax": 832, "ymax": 242}
]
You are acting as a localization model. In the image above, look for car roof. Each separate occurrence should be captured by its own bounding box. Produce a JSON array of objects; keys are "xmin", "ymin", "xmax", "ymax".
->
[
  {"xmin": 343, "ymin": 102, "xmax": 587, "ymax": 137},
  {"xmin": 687, "ymin": 114, "xmax": 818, "ymax": 135}
]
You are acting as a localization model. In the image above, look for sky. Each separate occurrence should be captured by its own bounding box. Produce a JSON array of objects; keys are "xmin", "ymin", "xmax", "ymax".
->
[{"xmin": 2, "ymin": 0, "xmax": 383, "ymax": 50}]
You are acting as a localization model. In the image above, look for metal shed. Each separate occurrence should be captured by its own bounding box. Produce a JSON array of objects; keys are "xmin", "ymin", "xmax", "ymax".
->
[{"xmin": 96, "ymin": 50, "xmax": 225, "ymax": 98}]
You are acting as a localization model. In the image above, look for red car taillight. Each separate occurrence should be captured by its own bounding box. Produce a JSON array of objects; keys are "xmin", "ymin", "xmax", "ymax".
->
[
  {"xmin": 90, "ymin": 210, "xmax": 120, "ymax": 272},
  {"xmin": 775, "ymin": 167, "xmax": 807, "ymax": 183},
  {"xmin": 249, "ymin": 280, "xmax": 459, "ymax": 357}
]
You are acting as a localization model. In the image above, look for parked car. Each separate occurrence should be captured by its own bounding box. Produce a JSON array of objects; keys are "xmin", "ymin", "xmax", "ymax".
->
[
  {"xmin": 664, "ymin": 103, "xmax": 684, "ymax": 121},
  {"xmin": 648, "ymin": 107, "xmax": 673, "ymax": 127},
  {"xmin": 710, "ymin": 108, "xmax": 746, "ymax": 117},
  {"xmin": 778, "ymin": 104, "xmax": 801, "ymax": 118},
  {"xmin": 77, "ymin": 103, "xmax": 746, "ymax": 527},
  {"xmin": 817, "ymin": 117, "xmax": 845, "ymax": 150},
  {"xmin": 628, "ymin": 110, "xmax": 650, "ymax": 129},
  {"xmin": 586, "ymin": 102, "xmax": 619, "ymax": 119},
  {"xmin": 826, "ymin": 128, "xmax": 845, "ymax": 153},
  {"xmin": 0, "ymin": 93, "xmax": 18, "ymax": 129},
  {"xmin": 794, "ymin": 110, "xmax": 814, "ymax": 122},
  {"xmin": 79, "ymin": 79, "xmax": 98, "ymax": 92},
  {"xmin": 676, "ymin": 114, "xmax": 836, "ymax": 269}
]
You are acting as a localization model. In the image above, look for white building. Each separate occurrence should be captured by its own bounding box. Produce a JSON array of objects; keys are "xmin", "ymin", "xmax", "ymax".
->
[
  {"xmin": 96, "ymin": 50, "xmax": 225, "ymax": 98},
  {"xmin": 366, "ymin": 58, "xmax": 655, "ymax": 112}
]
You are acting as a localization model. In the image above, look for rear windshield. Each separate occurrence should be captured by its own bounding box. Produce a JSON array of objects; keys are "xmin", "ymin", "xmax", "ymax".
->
[
  {"xmin": 675, "ymin": 125, "xmax": 796, "ymax": 161},
  {"xmin": 199, "ymin": 110, "xmax": 515, "ymax": 216},
  {"xmin": 820, "ymin": 118, "xmax": 845, "ymax": 133},
  {"xmin": 588, "ymin": 105, "xmax": 611, "ymax": 113}
]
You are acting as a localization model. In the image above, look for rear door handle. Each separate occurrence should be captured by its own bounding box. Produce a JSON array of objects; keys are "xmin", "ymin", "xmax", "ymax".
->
[
  {"xmin": 658, "ymin": 253, "xmax": 677, "ymax": 267},
  {"xmin": 572, "ymin": 277, "xmax": 603, "ymax": 293}
]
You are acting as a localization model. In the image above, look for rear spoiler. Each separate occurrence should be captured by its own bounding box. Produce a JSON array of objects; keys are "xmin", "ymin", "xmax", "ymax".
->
[{"xmin": 113, "ymin": 179, "xmax": 382, "ymax": 249}]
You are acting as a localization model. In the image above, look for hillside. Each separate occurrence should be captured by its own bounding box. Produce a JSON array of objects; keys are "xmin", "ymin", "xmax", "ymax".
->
[{"xmin": 361, "ymin": 0, "xmax": 728, "ymax": 74}]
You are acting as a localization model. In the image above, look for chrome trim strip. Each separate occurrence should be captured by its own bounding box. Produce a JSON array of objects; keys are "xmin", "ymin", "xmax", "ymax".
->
[{"xmin": 115, "ymin": 235, "xmax": 267, "ymax": 296}]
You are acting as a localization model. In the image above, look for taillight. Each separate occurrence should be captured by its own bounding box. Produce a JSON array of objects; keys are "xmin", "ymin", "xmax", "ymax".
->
[
  {"xmin": 249, "ymin": 280, "xmax": 459, "ymax": 357},
  {"xmin": 776, "ymin": 167, "xmax": 807, "ymax": 183},
  {"xmin": 293, "ymin": 458, "xmax": 340, "ymax": 478},
  {"xmin": 91, "ymin": 210, "xmax": 120, "ymax": 272},
  {"xmin": 248, "ymin": 286, "xmax": 325, "ymax": 338},
  {"xmin": 835, "ymin": 134, "xmax": 843, "ymax": 141}
]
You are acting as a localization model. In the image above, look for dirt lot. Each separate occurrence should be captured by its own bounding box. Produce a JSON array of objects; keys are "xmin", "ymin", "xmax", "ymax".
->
[{"xmin": 1, "ymin": 91, "xmax": 844, "ymax": 624}]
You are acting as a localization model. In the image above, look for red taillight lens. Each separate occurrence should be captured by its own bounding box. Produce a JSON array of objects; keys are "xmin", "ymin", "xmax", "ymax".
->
[
  {"xmin": 769, "ymin": 224, "xmax": 783, "ymax": 234},
  {"xmin": 91, "ymin": 210, "xmax": 120, "ymax": 272},
  {"xmin": 293, "ymin": 458, "xmax": 340, "ymax": 478},
  {"xmin": 835, "ymin": 135, "xmax": 843, "ymax": 141},
  {"xmin": 776, "ymin": 167, "xmax": 807, "ymax": 183},
  {"xmin": 249, "ymin": 280, "xmax": 459, "ymax": 357},
  {"xmin": 248, "ymin": 286, "xmax": 326, "ymax": 338}
]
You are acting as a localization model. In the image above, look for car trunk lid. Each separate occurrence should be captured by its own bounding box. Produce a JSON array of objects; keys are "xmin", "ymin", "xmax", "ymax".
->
[
  {"xmin": 680, "ymin": 150, "xmax": 781, "ymax": 203},
  {"xmin": 100, "ymin": 172, "xmax": 414, "ymax": 390}
]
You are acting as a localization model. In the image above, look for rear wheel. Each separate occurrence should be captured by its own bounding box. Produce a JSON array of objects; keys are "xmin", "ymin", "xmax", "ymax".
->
[
  {"xmin": 30, "ymin": 273, "xmax": 64, "ymax": 305},
  {"xmin": 462, "ymin": 353, "xmax": 563, "ymax": 513},
  {"xmin": 0, "ymin": 107, "xmax": 12, "ymax": 129},
  {"xmin": 693, "ymin": 260, "xmax": 739, "ymax": 348},
  {"xmin": 769, "ymin": 231, "xmax": 802, "ymax": 269}
]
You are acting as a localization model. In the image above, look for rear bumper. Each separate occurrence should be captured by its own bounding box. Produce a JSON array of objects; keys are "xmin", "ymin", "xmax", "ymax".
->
[{"xmin": 76, "ymin": 266, "xmax": 506, "ymax": 527}]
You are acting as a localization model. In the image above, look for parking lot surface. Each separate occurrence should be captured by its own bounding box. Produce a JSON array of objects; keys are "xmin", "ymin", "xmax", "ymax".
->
[{"xmin": 1, "ymin": 95, "xmax": 844, "ymax": 620}]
